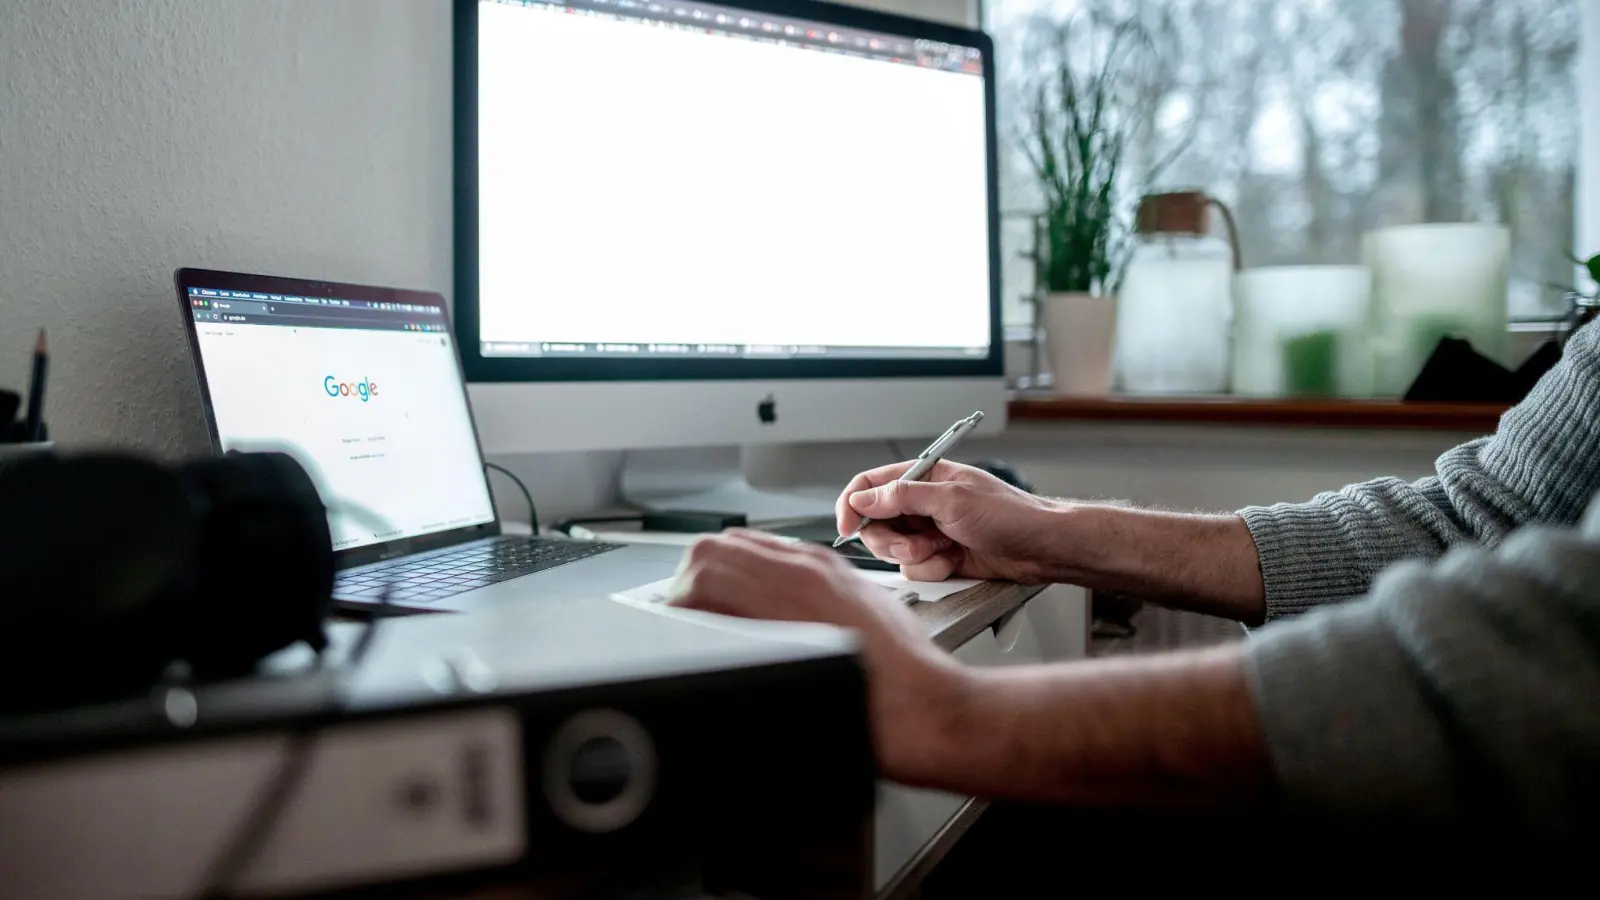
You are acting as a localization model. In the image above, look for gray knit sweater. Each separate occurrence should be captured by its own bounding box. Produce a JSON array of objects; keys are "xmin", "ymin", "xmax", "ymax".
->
[{"xmin": 1240, "ymin": 323, "xmax": 1600, "ymax": 835}]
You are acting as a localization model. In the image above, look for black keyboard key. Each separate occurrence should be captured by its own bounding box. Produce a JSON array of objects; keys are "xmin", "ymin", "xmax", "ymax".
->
[{"xmin": 340, "ymin": 538, "xmax": 623, "ymax": 600}]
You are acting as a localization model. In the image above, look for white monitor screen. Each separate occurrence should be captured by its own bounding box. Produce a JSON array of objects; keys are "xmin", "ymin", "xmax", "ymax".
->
[
  {"xmin": 185, "ymin": 287, "xmax": 496, "ymax": 551},
  {"xmin": 474, "ymin": 0, "xmax": 992, "ymax": 362}
]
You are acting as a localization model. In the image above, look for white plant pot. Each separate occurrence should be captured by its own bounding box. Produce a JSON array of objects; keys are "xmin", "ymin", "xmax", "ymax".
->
[{"xmin": 1041, "ymin": 292, "xmax": 1116, "ymax": 395}]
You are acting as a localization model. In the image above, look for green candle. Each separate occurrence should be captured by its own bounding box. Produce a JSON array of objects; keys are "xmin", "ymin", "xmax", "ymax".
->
[{"xmin": 1283, "ymin": 329, "xmax": 1340, "ymax": 397}]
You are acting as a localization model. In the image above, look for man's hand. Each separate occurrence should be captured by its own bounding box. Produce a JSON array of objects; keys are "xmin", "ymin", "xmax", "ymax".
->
[
  {"xmin": 667, "ymin": 531, "xmax": 1272, "ymax": 805},
  {"xmin": 668, "ymin": 530, "xmax": 965, "ymax": 785},
  {"xmin": 836, "ymin": 460, "xmax": 1066, "ymax": 583}
]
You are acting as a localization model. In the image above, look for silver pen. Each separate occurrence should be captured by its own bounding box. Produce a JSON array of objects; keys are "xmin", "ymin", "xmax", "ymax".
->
[{"xmin": 834, "ymin": 410, "xmax": 985, "ymax": 547}]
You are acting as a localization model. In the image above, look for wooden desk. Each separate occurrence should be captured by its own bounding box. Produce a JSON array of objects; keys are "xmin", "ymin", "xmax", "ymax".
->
[
  {"xmin": 915, "ymin": 580, "xmax": 1044, "ymax": 653},
  {"xmin": 877, "ymin": 580, "xmax": 1048, "ymax": 900}
]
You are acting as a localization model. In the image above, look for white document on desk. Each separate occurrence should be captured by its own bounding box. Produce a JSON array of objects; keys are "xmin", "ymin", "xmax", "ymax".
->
[
  {"xmin": 855, "ymin": 570, "xmax": 982, "ymax": 604},
  {"xmin": 608, "ymin": 580, "xmax": 850, "ymax": 648},
  {"xmin": 606, "ymin": 571, "xmax": 981, "ymax": 649},
  {"xmin": 572, "ymin": 528, "xmax": 703, "ymax": 546},
  {"xmin": 572, "ymin": 528, "xmax": 980, "ymax": 603},
  {"xmin": 613, "ymin": 571, "xmax": 980, "ymax": 608}
]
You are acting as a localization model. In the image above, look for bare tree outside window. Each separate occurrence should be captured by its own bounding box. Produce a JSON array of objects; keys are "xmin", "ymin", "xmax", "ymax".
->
[{"xmin": 988, "ymin": 0, "xmax": 1583, "ymax": 323}]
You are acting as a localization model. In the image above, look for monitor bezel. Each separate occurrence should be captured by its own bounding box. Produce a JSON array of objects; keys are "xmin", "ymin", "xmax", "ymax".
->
[{"xmin": 453, "ymin": 0, "xmax": 1004, "ymax": 383}]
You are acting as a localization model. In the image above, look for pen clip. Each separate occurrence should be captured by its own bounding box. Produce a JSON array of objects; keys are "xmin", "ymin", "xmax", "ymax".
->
[{"xmin": 916, "ymin": 424, "xmax": 960, "ymax": 459}]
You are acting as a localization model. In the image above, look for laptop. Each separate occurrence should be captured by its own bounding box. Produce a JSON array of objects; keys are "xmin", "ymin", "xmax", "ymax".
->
[{"xmin": 174, "ymin": 268, "xmax": 684, "ymax": 614}]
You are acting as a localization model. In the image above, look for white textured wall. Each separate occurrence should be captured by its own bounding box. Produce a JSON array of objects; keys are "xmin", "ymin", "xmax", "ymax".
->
[
  {"xmin": 0, "ymin": 0, "xmax": 453, "ymax": 455},
  {"xmin": 0, "ymin": 0, "xmax": 969, "ymax": 519}
]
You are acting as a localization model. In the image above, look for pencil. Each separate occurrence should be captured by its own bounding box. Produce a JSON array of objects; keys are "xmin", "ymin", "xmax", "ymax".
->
[{"xmin": 24, "ymin": 329, "xmax": 48, "ymax": 443}]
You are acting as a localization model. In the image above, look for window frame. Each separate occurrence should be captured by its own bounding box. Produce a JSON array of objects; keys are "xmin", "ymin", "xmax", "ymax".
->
[{"xmin": 1582, "ymin": 0, "xmax": 1599, "ymax": 277}]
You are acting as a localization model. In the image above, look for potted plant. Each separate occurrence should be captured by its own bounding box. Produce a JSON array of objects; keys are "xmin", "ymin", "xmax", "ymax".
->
[
  {"xmin": 1017, "ymin": 15, "xmax": 1188, "ymax": 394},
  {"xmin": 1564, "ymin": 251, "xmax": 1600, "ymax": 343}
]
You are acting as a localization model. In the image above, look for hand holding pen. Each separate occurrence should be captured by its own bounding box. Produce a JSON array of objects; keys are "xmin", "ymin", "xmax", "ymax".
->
[
  {"xmin": 835, "ymin": 410, "xmax": 984, "ymax": 547},
  {"xmin": 832, "ymin": 414, "xmax": 1062, "ymax": 583}
]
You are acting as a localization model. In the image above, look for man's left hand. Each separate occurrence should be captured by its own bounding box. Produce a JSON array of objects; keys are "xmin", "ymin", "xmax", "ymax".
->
[{"xmin": 667, "ymin": 530, "xmax": 965, "ymax": 784}]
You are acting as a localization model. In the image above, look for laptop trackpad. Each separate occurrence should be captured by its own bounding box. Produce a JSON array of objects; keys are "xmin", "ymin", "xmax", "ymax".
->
[{"xmin": 439, "ymin": 544, "xmax": 685, "ymax": 610}]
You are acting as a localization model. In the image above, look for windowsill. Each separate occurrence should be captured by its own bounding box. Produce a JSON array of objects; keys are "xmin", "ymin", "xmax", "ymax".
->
[{"xmin": 1008, "ymin": 393, "xmax": 1508, "ymax": 432}]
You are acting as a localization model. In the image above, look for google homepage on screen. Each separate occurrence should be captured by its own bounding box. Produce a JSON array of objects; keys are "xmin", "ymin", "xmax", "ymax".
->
[{"xmin": 187, "ymin": 288, "xmax": 494, "ymax": 551}]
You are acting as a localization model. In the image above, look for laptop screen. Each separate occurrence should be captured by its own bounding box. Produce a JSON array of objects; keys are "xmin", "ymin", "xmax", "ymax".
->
[{"xmin": 184, "ymin": 284, "xmax": 496, "ymax": 551}]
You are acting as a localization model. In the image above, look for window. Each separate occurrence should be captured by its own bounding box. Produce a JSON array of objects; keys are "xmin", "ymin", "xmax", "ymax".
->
[{"xmin": 986, "ymin": 0, "xmax": 1589, "ymax": 323}]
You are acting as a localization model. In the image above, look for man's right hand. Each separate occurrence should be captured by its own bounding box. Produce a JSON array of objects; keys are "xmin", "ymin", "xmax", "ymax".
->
[{"xmin": 836, "ymin": 460, "xmax": 1066, "ymax": 583}]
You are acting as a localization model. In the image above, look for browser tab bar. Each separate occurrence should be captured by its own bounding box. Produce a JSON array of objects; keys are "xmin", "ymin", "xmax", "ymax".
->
[{"xmin": 496, "ymin": 0, "xmax": 983, "ymax": 74}]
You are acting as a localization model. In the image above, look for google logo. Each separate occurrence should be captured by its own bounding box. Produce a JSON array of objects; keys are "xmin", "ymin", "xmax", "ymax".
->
[{"xmin": 325, "ymin": 376, "xmax": 379, "ymax": 402}]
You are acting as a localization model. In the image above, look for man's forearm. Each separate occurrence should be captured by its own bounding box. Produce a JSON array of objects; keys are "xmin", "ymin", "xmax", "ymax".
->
[
  {"xmin": 889, "ymin": 646, "xmax": 1277, "ymax": 807},
  {"xmin": 1042, "ymin": 504, "xmax": 1267, "ymax": 624}
]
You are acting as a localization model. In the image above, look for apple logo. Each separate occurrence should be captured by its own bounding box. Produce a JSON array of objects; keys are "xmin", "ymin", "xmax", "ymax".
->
[{"xmin": 757, "ymin": 394, "xmax": 777, "ymax": 424}]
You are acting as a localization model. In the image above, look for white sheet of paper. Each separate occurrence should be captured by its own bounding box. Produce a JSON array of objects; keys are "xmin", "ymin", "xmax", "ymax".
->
[
  {"xmin": 572, "ymin": 528, "xmax": 701, "ymax": 546},
  {"xmin": 570, "ymin": 531, "xmax": 979, "ymax": 603},
  {"xmin": 856, "ymin": 570, "xmax": 983, "ymax": 603},
  {"xmin": 610, "ymin": 578, "xmax": 689, "ymax": 605},
  {"xmin": 612, "ymin": 570, "xmax": 980, "ymax": 611},
  {"xmin": 568, "ymin": 527, "xmax": 809, "ymax": 547},
  {"xmin": 613, "ymin": 573, "xmax": 922, "ymax": 606},
  {"xmin": 605, "ymin": 591, "xmax": 851, "ymax": 647}
]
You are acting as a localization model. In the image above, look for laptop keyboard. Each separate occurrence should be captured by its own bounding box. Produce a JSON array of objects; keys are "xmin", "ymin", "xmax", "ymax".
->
[{"xmin": 334, "ymin": 538, "xmax": 624, "ymax": 606}]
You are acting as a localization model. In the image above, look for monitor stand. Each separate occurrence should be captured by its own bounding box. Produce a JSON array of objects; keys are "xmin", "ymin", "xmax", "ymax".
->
[{"xmin": 619, "ymin": 445, "xmax": 840, "ymax": 523}]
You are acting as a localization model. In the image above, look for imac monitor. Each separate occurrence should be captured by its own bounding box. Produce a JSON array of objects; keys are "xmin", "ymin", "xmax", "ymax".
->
[
  {"xmin": 455, "ymin": 0, "xmax": 1003, "ymax": 514},
  {"xmin": 456, "ymin": 0, "xmax": 1003, "ymax": 438}
]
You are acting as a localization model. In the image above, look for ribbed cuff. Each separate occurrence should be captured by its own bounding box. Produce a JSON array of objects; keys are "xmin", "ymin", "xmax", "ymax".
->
[
  {"xmin": 1240, "ymin": 502, "xmax": 1382, "ymax": 620},
  {"xmin": 1244, "ymin": 584, "xmax": 1456, "ymax": 824}
]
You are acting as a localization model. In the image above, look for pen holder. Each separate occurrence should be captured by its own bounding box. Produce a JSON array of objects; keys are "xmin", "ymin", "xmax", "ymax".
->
[
  {"xmin": 2, "ymin": 415, "xmax": 50, "ymax": 451},
  {"xmin": 0, "ymin": 440, "xmax": 53, "ymax": 461}
]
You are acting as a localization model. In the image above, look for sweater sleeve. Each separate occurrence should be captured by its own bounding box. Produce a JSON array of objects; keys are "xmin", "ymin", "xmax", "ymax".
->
[
  {"xmin": 1241, "ymin": 323, "xmax": 1600, "ymax": 618},
  {"xmin": 1243, "ymin": 497, "xmax": 1600, "ymax": 838}
]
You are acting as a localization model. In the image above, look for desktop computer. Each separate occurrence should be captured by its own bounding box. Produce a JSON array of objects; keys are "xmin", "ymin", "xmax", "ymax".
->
[{"xmin": 454, "ymin": 0, "xmax": 1004, "ymax": 517}]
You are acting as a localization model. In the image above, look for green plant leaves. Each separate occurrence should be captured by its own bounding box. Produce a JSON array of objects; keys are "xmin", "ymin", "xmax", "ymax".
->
[
  {"xmin": 1017, "ymin": 15, "xmax": 1192, "ymax": 296},
  {"xmin": 1018, "ymin": 19, "xmax": 1124, "ymax": 294}
]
